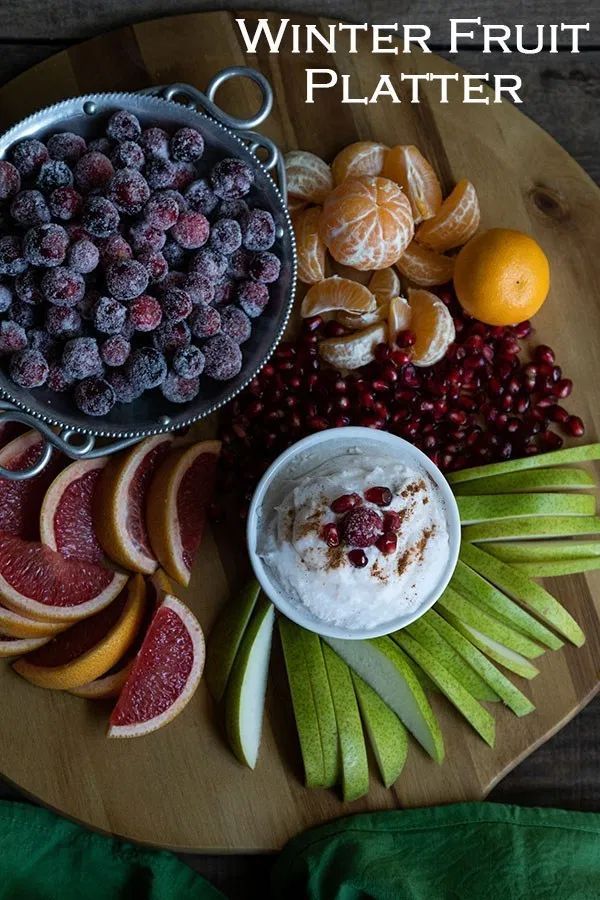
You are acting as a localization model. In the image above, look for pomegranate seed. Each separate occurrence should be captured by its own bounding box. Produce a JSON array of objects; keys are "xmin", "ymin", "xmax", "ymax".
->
[
  {"xmin": 391, "ymin": 348, "xmax": 411, "ymax": 366},
  {"xmin": 334, "ymin": 415, "xmax": 350, "ymax": 427},
  {"xmin": 515, "ymin": 395, "xmax": 530, "ymax": 414},
  {"xmin": 549, "ymin": 404, "xmax": 569, "ymax": 424},
  {"xmin": 303, "ymin": 315, "xmax": 323, "ymax": 332},
  {"xmin": 534, "ymin": 345, "xmax": 555, "ymax": 366},
  {"xmin": 321, "ymin": 523, "xmax": 340, "ymax": 547},
  {"xmin": 551, "ymin": 366, "xmax": 562, "ymax": 382},
  {"xmin": 376, "ymin": 532, "xmax": 398, "ymax": 555},
  {"xmin": 513, "ymin": 320, "xmax": 532, "ymax": 339},
  {"xmin": 372, "ymin": 379, "xmax": 389, "ymax": 393},
  {"xmin": 361, "ymin": 415, "xmax": 385, "ymax": 429},
  {"xmin": 539, "ymin": 430, "xmax": 564, "ymax": 450},
  {"xmin": 553, "ymin": 378, "xmax": 573, "ymax": 399},
  {"xmin": 324, "ymin": 321, "xmax": 347, "ymax": 338},
  {"xmin": 383, "ymin": 511, "xmax": 403, "ymax": 532},
  {"xmin": 347, "ymin": 548, "xmax": 368, "ymax": 568},
  {"xmin": 397, "ymin": 329, "xmax": 416, "ymax": 348},
  {"xmin": 364, "ymin": 486, "xmax": 393, "ymax": 507},
  {"xmin": 448, "ymin": 410, "xmax": 467, "ymax": 426},
  {"xmin": 374, "ymin": 342, "xmax": 391, "ymax": 362},
  {"xmin": 331, "ymin": 493, "xmax": 362, "ymax": 514},
  {"xmin": 564, "ymin": 415, "xmax": 585, "ymax": 437}
]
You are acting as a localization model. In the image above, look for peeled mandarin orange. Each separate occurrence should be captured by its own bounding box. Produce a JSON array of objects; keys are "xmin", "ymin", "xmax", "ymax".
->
[
  {"xmin": 337, "ymin": 302, "xmax": 389, "ymax": 330},
  {"xmin": 388, "ymin": 296, "xmax": 412, "ymax": 344},
  {"xmin": 416, "ymin": 178, "xmax": 480, "ymax": 252},
  {"xmin": 285, "ymin": 150, "xmax": 333, "ymax": 204},
  {"xmin": 453, "ymin": 228, "xmax": 550, "ymax": 326},
  {"xmin": 382, "ymin": 145, "xmax": 442, "ymax": 223},
  {"xmin": 368, "ymin": 267, "xmax": 401, "ymax": 303},
  {"xmin": 319, "ymin": 176, "xmax": 414, "ymax": 271},
  {"xmin": 300, "ymin": 276, "xmax": 376, "ymax": 318},
  {"xmin": 331, "ymin": 141, "xmax": 388, "ymax": 185},
  {"xmin": 396, "ymin": 240, "xmax": 455, "ymax": 286},
  {"xmin": 408, "ymin": 288, "xmax": 456, "ymax": 367},
  {"xmin": 293, "ymin": 206, "xmax": 327, "ymax": 284},
  {"xmin": 318, "ymin": 322, "xmax": 387, "ymax": 369}
]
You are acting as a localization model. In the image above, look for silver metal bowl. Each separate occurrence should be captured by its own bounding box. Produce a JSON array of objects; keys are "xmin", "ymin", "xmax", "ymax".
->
[{"xmin": 0, "ymin": 67, "xmax": 296, "ymax": 478}]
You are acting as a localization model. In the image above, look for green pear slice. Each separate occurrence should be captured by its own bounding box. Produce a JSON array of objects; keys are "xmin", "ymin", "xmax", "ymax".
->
[
  {"xmin": 457, "ymin": 492, "xmax": 595, "ymax": 525},
  {"xmin": 404, "ymin": 653, "xmax": 438, "ymax": 694},
  {"xmin": 324, "ymin": 636, "xmax": 444, "ymax": 763},
  {"xmin": 205, "ymin": 579, "xmax": 260, "ymax": 702},
  {"xmin": 513, "ymin": 558, "xmax": 600, "ymax": 577},
  {"xmin": 453, "ymin": 467, "xmax": 595, "ymax": 495},
  {"xmin": 452, "ymin": 559, "xmax": 562, "ymax": 650},
  {"xmin": 279, "ymin": 617, "xmax": 325, "ymax": 788},
  {"xmin": 322, "ymin": 645, "xmax": 369, "ymax": 802},
  {"xmin": 393, "ymin": 630, "xmax": 495, "ymax": 746},
  {"xmin": 440, "ymin": 609, "xmax": 540, "ymax": 679},
  {"xmin": 297, "ymin": 629, "xmax": 339, "ymax": 788},
  {"xmin": 225, "ymin": 597, "xmax": 275, "ymax": 769},
  {"xmin": 448, "ymin": 443, "xmax": 600, "ymax": 485},
  {"xmin": 404, "ymin": 617, "xmax": 499, "ymax": 701},
  {"xmin": 424, "ymin": 610, "xmax": 535, "ymax": 717},
  {"xmin": 437, "ymin": 587, "xmax": 544, "ymax": 659},
  {"xmin": 462, "ymin": 516, "xmax": 600, "ymax": 543},
  {"xmin": 352, "ymin": 672, "xmax": 408, "ymax": 788},
  {"xmin": 460, "ymin": 544, "xmax": 585, "ymax": 646},
  {"xmin": 486, "ymin": 540, "xmax": 600, "ymax": 563}
]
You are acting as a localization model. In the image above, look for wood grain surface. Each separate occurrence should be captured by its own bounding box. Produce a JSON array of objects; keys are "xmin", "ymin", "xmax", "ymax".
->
[{"xmin": 0, "ymin": 10, "xmax": 599, "ymax": 853}]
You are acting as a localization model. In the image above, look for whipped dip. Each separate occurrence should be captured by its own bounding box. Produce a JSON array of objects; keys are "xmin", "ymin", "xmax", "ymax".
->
[{"xmin": 258, "ymin": 449, "xmax": 451, "ymax": 630}]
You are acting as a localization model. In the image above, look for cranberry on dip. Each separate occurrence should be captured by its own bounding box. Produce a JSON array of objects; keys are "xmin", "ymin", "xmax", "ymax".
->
[{"xmin": 247, "ymin": 427, "xmax": 461, "ymax": 640}]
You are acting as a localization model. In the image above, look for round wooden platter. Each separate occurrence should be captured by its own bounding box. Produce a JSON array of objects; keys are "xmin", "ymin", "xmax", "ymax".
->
[{"xmin": 1, "ymin": 11, "xmax": 600, "ymax": 853}]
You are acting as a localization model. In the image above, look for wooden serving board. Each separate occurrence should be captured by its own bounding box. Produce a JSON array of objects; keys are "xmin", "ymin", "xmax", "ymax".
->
[{"xmin": 1, "ymin": 11, "xmax": 600, "ymax": 852}]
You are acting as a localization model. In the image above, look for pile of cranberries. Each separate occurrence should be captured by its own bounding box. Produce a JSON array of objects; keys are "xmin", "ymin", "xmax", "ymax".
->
[
  {"xmin": 324, "ymin": 487, "xmax": 400, "ymax": 568},
  {"xmin": 0, "ymin": 109, "xmax": 281, "ymax": 416},
  {"xmin": 219, "ymin": 285, "xmax": 586, "ymax": 515}
]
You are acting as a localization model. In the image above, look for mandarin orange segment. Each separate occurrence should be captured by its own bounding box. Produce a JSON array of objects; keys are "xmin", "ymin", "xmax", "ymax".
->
[
  {"xmin": 293, "ymin": 206, "xmax": 327, "ymax": 284},
  {"xmin": 396, "ymin": 240, "xmax": 455, "ymax": 287},
  {"xmin": 288, "ymin": 196, "xmax": 308, "ymax": 216},
  {"xmin": 319, "ymin": 176, "xmax": 414, "ymax": 271},
  {"xmin": 331, "ymin": 142, "xmax": 388, "ymax": 185},
  {"xmin": 416, "ymin": 179, "xmax": 480, "ymax": 252},
  {"xmin": 408, "ymin": 288, "xmax": 456, "ymax": 367},
  {"xmin": 300, "ymin": 276, "xmax": 376, "ymax": 318},
  {"xmin": 318, "ymin": 322, "xmax": 387, "ymax": 369},
  {"xmin": 368, "ymin": 267, "xmax": 401, "ymax": 303},
  {"xmin": 285, "ymin": 150, "xmax": 333, "ymax": 204},
  {"xmin": 388, "ymin": 296, "xmax": 412, "ymax": 345},
  {"xmin": 382, "ymin": 145, "xmax": 442, "ymax": 223},
  {"xmin": 337, "ymin": 302, "xmax": 389, "ymax": 330}
]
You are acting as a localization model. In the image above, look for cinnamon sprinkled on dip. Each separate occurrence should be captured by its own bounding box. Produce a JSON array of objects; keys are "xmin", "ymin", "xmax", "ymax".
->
[{"xmin": 259, "ymin": 450, "xmax": 450, "ymax": 631}]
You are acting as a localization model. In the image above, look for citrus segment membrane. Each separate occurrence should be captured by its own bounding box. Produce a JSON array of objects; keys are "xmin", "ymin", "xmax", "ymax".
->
[
  {"xmin": 293, "ymin": 206, "xmax": 327, "ymax": 285},
  {"xmin": 331, "ymin": 141, "xmax": 388, "ymax": 185},
  {"xmin": 396, "ymin": 240, "xmax": 455, "ymax": 287},
  {"xmin": 382, "ymin": 145, "xmax": 442, "ymax": 223},
  {"xmin": 285, "ymin": 150, "xmax": 333, "ymax": 204},
  {"xmin": 416, "ymin": 178, "xmax": 480, "ymax": 252}
]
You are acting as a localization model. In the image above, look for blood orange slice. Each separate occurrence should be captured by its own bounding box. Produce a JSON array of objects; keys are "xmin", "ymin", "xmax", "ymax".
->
[
  {"xmin": 146, "ymin": 440, "xmax": 221, "ymax": 587},
  {"xmin": 109, "ymin": 594, "xmax": 205, "ymax": 738},
  {"xmin": 0, "ymin": 634, "xmax": 50, "ymax": 658},
  {"xmin": 40, "ymin": 457, "xmax": 106, "ymax": 563},
  {"xmin": 0, "ymin": 534, "xmax": 128, "ymax": 623},
  {"xmin": 13, "ymin": 574, "xmax": 145, "ymax": 689},
  {"xmin": 0, "ymin": 431, "xmax": 63, "ymax": 540},
  {"xmin": 94, "ymin": 435, "xmax": 173, "ymax": 574},
  {"xmin": 0, "ymin": 602, "xmax": 66, "ymax": 639}
]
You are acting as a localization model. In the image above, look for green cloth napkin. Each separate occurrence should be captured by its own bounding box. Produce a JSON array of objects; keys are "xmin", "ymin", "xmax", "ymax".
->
[
  {"xmin": 0, "ymin": 800, "xmax": 224, "ymax": 900},
  {"xmin": 272, "ymin": 802, "xmax": 600, "ymax": 899}
]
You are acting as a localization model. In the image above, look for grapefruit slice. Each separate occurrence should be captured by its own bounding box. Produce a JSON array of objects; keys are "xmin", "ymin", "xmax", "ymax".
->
[
  {"xmin": 108, "ymin": 594, "xmax": 205, "ymax": 738},
  {"xmin": 0, "ymin": 534, "xmax": 128, "ymax": 623},
  {"xmin": 146, "ymin": 440, "xmax": 221, "ymax": 587},
  {"xmin": 40, "ymin": 457, "xmax": 107, "ymax": 563},
  {"xmin": 69, "ymin": 661, "xmax": 134, "ymax": 700},
  {"xmin": 94, "ymin": 435, "xmax": 173, "ymax": 574},
  {"xmin": 0, "ymin": 602, "xmax": 66, "ymax": 639},
  {"xmin": 0, "ymin": 634, "xmax": 50, "ymax": 658},
  {"xmin": 13, "ymin": 574, "xmax": 145, "ymax": 690},
  {"xmin": 0, "ymin": 431, "xmax": 64, "ymax": 540}
]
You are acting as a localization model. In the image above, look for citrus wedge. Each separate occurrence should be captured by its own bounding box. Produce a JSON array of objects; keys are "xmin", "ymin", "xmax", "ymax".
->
[
  {"xmin": 300, "ymin": 276, "xmax": 376, "ymax": 318},
  {"xmin": 319, "ymin": 322, "xmax": 387, "ymax": 369},
  {"xmin": 0, "ymin": 634, "xmax": 50, "ymax": 658},
  {"xmin": 396, "ymin": 240, "xmax": 455, "ymax": 287},
  {"xmin": 13, "ymin": 575, "xmax": 145, "ymax": 690},
  {"xmin": 40, "ymin": 457, "xmax": 106, "ymax": 562},
  {"xmin": 285, "ymin": 150, "xmax": 333, "ymax": 204},
  {"xmin": 388, "ymin": 296, "xmax": 412, "ymax": 344},
  {"xmin": 331, "ymin": 141, "xmax": 388, "ymax": 185},
  {"xmin": 94, "ymin": 435, "xmax": 173, "ymax": 574},
  {"xmin": 0, "ymin": 534, "xmax": 128, "ymax": 623},
  {"xmin": 0, "ymin": 431, "xmax": 64, "ymax": 540},
  {"xmin": 337, "ymin": 302, "xmax": 389, "ymax": 331},
  {"xmin": 408, "ymin": 288, "xmax": 456, "ymax": 367},
  {"xmin": 368, "ymin": 267, "xmax": 401, "ymax": 303},
  {"xmin": 108, "ymin": 594, "xmax": 205, "ymax": 738},
  {"xmin": 416, "ymin": 178, "xmax": 480, "ymax": 252},
  {"xmin": 146, "ymin": 440, "xmax": 221, "ymax": 587},
  {"xmin": 293, "ymin": 206, "xmax": 327, "ymax": 285},
  {"xmin": 69, "ymin": 661, "xmax": 134, "ymax": 700},
  {"xmin": 382, "ymin": 144, "xmax": 442, "ymax": 223}
]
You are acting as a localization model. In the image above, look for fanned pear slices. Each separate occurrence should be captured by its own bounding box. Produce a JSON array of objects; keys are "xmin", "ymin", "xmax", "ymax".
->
[{"xmin": 408, "ymin": 288, "xmax": 456, "ymax": 366}]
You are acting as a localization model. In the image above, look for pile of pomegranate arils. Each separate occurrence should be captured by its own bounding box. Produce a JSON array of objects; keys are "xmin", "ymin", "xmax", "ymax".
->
[
  {"xmin": 219, "ymin": 285, "xmax": 585, "ymax": 515},
  {"xmin": 0, "ymin": 109, "xmax": 281, "ymax": 416}
]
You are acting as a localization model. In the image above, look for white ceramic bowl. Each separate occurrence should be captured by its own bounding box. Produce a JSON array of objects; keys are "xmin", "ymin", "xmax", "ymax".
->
[{"xmin": 246, "ymin": 427, "xmax": 461, "ymax": 640}]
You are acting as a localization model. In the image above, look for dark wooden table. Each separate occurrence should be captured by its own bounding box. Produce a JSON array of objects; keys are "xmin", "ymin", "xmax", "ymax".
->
[{"xmin": 0, "ymin": 2, "xmax": 599, "ymax": 896}]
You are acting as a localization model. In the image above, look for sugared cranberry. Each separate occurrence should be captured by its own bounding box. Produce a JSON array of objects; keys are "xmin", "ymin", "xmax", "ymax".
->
[
  {"xmin": 184, "ymin": 273, "xmax": 215, "ymax": 305},
  {"xmin": 0, "ymin": 320, "xmax": 27, "ymax": 353},
  {"xmin": 82, "ymin": 196, "xmax": 119, "ymax": 237},
  {"xmin": 0, "ymin": 161, "xmax": 21, "ymax": 199},
  {"xmin": 10, "ymin": 189, "xmax": 50, "ymax": 227},
  {"xmin": 343, "ymin": 507, "xmax": 383, "ymax": 547},
  {"xmin": 243, "ymin": 209, "xmax": 276, "ymax": 251},
  {"xmin": 249, "ymin": 251, "xmax": 280, "ymax": 284},
  {"xmin": 68, "ymin": 238, "xmax": 99, "ymax": 274},
  {"xmin": 74, "ymin": 151, "xmax": 114, "ymax": 191},
  {"xmin": 106, "ymin": 259, "xmax": 149, "ymax": 301},
  {"xmin": 36, "ymin": 160, "xmax": 73, "ymax": 193},
  {"xmin": 74, "ymin": 377, "xmax": 115, "ymax": 416},
  {"xmin": 163, "ymin": 288, "xmax": 193, "ymax": 323},
  {"xmin": 12, "ymin": 139, "xmax": 49, "ymax": 177},
  {"xmin": 364, "ymin": 485, "xmax": 393, "ymax": 507},
  {"xmin": 152, "ymin": 320, "xmax": 191, "ymax": 354},
  {"xmin": 190, "ymin": 247, "xmax": 228, "ymax": 282},
  {"xmin": 15, "ymin": 270, "xmax": 42, "ymax": 305},
  {"xmin": 210, "ymin": 218, "xmax": 242, "ymax": 255},
  {"xmin": 127, "ymin": 346, "xmax": 167, "ymax": 389},
  {"xmin": 143, "ymin": 191, "xmax": 180, "ymax": 230},
  {"xmin": 321, "ymin": 522, "xmax": 340, "ymax": 547},
  {"xmin": 111, "ymin": 140, "xmax": 145, "ymax": 170},
  {"xmin": 93, "ymin": 296, "xmax": 127, "ymax": 334},
  {"xmin": 184, "ymin": 178, "xmax": 218, "ymax": 215},
  {"xmin": 62, "ymin": 337, "xmax": 103, "ymax": 379},
  {"xmin": 106, "ymin": 109, "xmax": 141, "ymax": 142},
  {"xmin": 170, "ymin": 127, "xmax": 204, "ymax": 162},
  {"xmin": 108, "ymin": 168, "xmax": 150, "ymax": 215},
  {"xmin": 347, "ymin": 548, "xmax": 368, "ymax": 568},
  {"xmin": 145, "ymin": 157, "xmax": 176, "ymax": 190},
  {"xmin": 237, "ymin": 280, "xmax": 268, "ymax": 318},
  {"xmin": 0, "ymin": 235, "xmax": 27, "ymax": 276},
  {"xmin": 172, "ymin": 345, "xmax": 205, "ymax": 379},
  {"xmin": 9, "ymin": 349, "xmax": 48, "ymax": 387},
  {"xmin": 129, "ymin": 294, "xmax": 162, "ymax": 332},
  {"xmin": 211, "ymin": 158, "xmax": 254, "ymax": 199},
  {"xmin": 140, "ymin": 127, "xmax": 170, "ymax": 159},
  {"xmin": 189, "ymin": 302, "xmax": 221, "ymax": 339},
  {"xmin": 24, "ymin": 223, "xmax": 68, "ymax": 267},
  {"xmin": 161, "ymin": 371, "xmax": 200, "ymax": 403},
  {"xmin": 49, "ymin": 186, "xmax": 82, "ymax": 221},
  {"xmin": 41, "ymin": 266, "xmax": 85, "ymax": 307},
  {"xmin": 220, "ymin": 305, "xmax": 251, "ymax": 344},
  {"xmin": 46, "ymin": 306, "xmax": 81, "ymax": 338},
  {"xmin": 203, "ymin": 333, "xmax": 242, "ymax": 380},
  {"xmin": 171, "ymin": 212, "xmax": 209, "ymax": 249},
  {"xmin": 100, "ymin": 334, "xmax": 131, "ymax": 367}
]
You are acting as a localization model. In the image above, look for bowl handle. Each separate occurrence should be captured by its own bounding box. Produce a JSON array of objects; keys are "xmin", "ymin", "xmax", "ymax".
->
[
  {"xmin": 0, "ymin": 403, "xmax": 141, "ymax": 480},
  {"xmin": 151, "ymin": 66, "xmax": 288, "ymax": 203}
]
